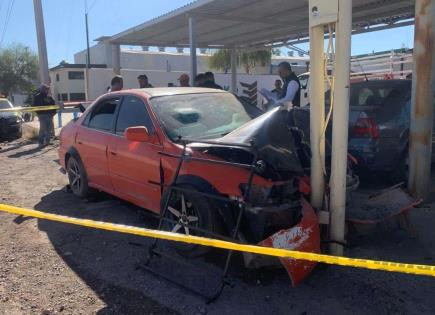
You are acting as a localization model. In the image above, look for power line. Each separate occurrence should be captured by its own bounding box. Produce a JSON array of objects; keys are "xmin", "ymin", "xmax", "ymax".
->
[{"xmin": 0, "ymin": 0, "xmax": 15, "ymax": 48}]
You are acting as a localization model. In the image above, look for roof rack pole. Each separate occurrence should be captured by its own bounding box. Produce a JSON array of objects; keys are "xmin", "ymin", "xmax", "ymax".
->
[
  {"xmin": 329, "ymin": 0, "xmax": 352, "ymax": 256},
  {"xmin": 408, "ymin": 0, "xmax": 435, "ymax": 199},
  {"xmin": 189, "ymin": 16, "xmax": 198, "ymax": 85},
  {"xmin": 231, "ymin": 48, "xmax": 237, "ymax": 94}
]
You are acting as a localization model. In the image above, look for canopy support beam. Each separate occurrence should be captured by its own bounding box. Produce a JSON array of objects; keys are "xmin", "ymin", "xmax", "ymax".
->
[
  {"xmin": 189, "ymin": 16, "xmax": 197, "ymax": 86},
  {"xmin": 408, "ymin": 0, "xmax": 435, "ymax": 199},
  {"xmin": 330, "ymin": 0, "xmax": 352, "ymax": 256},
  {"xmin": 231, "ymin": 48, "xmax": 237, "ymax": 94}
]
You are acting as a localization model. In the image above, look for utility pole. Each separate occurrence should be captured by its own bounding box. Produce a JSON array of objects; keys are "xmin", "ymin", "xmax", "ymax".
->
[
  {"xmin": 84, "ymin": 0, "xmax": 91, "ymax": 100},
  {"xmin": 33, "ymin": 0, "xmax": 50, "ymax": 85},
  {"xmin": 85, "ymin": 0, "xmax": 91, "ymax": 67}
]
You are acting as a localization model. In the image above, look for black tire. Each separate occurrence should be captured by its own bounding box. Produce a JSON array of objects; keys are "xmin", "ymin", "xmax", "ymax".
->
[
  {"xmin": 161, "ymin": 184, "xmax": 221, "ymax": 258},
  {"xmin": 66, "ymin": 156, "xmax": 93, "ymax": 198}
]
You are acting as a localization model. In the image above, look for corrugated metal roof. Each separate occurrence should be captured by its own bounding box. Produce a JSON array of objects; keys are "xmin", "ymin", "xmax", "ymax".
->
[{"xmin": 109, "ymin": 0, "xmax": 415, "ymax": 48}]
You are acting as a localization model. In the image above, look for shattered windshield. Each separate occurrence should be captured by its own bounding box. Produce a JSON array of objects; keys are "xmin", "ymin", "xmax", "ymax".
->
[{"xmin": 149, "ymin": 93, "xmax": 253, "ymax": 141}]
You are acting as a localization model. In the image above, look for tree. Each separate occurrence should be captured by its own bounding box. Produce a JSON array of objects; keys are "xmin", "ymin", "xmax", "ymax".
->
[
  {"xmin": 0, "ymin": 44, "xmax": 39, "ymax": 97},
  {"xmin": 208, "ymin": 49, "xmax": 272, "ymax": 74}
]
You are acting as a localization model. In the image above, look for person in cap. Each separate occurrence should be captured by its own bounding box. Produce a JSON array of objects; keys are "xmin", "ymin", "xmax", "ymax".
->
[
  {"xmin": 33, "ymin": 84, "xmax": 56, "ymax": 147},
  {"xmin": 276, "ymin": 61, "xmax": 301, "ymax": 107},
  {"xmin": 110, "ymin": 75, "xmax": 124, "ymax": 92},
  {"xmin": 178, "ymin": 73, "xmax": 190, "ymax": 87},
  {"xmin": 138, "ymin": 74, "xmax": 153, "ymax": 88}
]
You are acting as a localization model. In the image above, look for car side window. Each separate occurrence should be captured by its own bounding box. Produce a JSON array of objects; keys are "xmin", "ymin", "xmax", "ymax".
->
[
  {"xmin": 87, "ymin": 98, "xmax": 120, "ymax": 132},
  {"xmin": 115, "ymin": 95, "xmax": 154, "ymax": 136}
]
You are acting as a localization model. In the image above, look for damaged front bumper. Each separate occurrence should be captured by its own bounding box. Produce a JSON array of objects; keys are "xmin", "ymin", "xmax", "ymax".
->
[{"xmin": 243, "ymin": 198, "xmax": 320, "ymax": 286}]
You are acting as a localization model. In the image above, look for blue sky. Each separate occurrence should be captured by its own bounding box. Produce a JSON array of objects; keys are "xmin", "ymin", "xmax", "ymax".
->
[{"xmin": 0, "ymin": 0, "xmax": 415, "ymax": 66}]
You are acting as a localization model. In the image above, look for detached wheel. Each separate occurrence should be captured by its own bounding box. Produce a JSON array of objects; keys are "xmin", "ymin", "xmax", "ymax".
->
[
  {"xmin": 67, "ymin": 156, "xmax": 93, "ymax": 198},
  {"xmin": 161, "ymin": 185, "xmax": 221, "ymax": 258}
]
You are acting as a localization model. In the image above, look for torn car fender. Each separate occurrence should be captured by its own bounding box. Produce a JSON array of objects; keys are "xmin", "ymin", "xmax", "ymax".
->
[{"xmin": 259, "ymin": 197, "xmax": 320, "ymax": 286}]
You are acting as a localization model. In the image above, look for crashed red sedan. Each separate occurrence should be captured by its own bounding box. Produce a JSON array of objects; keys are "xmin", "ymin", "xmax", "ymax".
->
[{"xmin": 59, "ymin": 88, "xmax": 323, "ymax": 285}]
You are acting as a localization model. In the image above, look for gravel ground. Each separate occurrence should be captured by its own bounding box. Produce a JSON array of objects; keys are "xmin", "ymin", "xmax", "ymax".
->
[{"xmin": 1, "ymin": 137, "xmax": 435, "ymax": 315}]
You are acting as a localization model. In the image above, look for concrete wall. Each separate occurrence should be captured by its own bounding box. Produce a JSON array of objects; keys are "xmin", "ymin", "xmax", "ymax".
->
[{"xmin": 86, "ymin": 68, "xmax": 280, "ymax": 105}]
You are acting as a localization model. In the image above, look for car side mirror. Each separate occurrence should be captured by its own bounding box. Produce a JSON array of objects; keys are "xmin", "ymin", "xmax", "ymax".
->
[{"xmin": 125, "ymin": 126, "xmax": 150, "ymax": 142}]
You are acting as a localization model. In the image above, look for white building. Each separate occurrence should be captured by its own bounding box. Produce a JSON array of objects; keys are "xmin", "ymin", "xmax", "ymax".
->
[{"xmin": 50, "ymin": 37, "xmax": 309, "ymax": 102}]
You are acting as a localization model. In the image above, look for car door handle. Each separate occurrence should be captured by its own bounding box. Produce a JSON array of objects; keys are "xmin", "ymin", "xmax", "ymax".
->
[
  {"xmin": 77, "ymin": 141, "xmax": 83, "ymax": 145},
  {"xmin": 109, "ymin": 151, "xmax": 117, "ymax": 156}
]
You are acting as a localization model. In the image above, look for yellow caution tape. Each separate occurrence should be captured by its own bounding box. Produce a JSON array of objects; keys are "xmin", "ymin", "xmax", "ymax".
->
[
  {"xmin": 1, "ymin": 203, "xmax": 435, "ymax": 278},
  {"xmin": 0, "ymin": 105, "xmax": 60, "ymax": 113}
]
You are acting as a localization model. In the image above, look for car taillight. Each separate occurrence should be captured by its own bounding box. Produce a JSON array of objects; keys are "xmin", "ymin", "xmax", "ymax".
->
[{"xmin": 353, "ymin": 117, "xmax": 379, "ymax": 139}]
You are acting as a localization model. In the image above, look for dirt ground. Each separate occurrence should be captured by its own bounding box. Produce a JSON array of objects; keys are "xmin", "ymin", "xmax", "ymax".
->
[{"xmin": 1, "ymin": 136, "xmax": 435, "ymax": 315}]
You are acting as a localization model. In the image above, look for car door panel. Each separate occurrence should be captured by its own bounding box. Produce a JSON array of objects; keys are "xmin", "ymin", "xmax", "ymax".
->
[
  {"xmin": 108, "ymin": 136, "xmax": 162, "ymax": 212},
  {"xmin": 76, "ymin": 129, "xmax": 111, "ymax": 189},
  {"xmin": 75, "ymin": 97, "xmax": 120, "ymax": 191},
  {"xmin": 107, "ymin": 95, "xmax": 162, "ymax": 213}
]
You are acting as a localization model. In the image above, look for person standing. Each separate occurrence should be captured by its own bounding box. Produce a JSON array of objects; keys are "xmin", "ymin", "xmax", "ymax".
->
[
  {"xmin": 277, "ymin": 61, "xmax": 301, "ymax": 108},
  {"xmin": 137, "ymin": 74, "xmax": 153, "ymax": 88},
  {"xmin": 271, "ymin": 79, "xmax": 283, "ymax": 98},
  {"xmin": 109, "ymin": 75, "xmax": 124, "ymax": 92},
  {"xmin": 33, "ymin": 84, "xmax": 56, "ymax": 147},
  {"xmin": 202, "ymin": 72, "xmax": 223, "ymax": 89},
  {"xmin": 178, "ymin": 73, "xmax": 190, "ymax": 87}
]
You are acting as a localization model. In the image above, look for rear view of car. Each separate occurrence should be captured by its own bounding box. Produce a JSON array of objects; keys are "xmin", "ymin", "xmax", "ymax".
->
[
  {"xmin": 0, "ymin": 98, "xmax": 22, "ymax": 140},
  {"xmin": 348, "ymin": 80, "xmax": 412, "ymax": 182}
]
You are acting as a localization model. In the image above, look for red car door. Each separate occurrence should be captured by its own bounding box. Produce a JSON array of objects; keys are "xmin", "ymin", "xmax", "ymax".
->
[
  {"xmin": 75, "ymin": 97, "xmax": 121, "ymax": 191},
  {"xmin": 107, "ymin": 95, "xmax": 163, "ymax": 212}
]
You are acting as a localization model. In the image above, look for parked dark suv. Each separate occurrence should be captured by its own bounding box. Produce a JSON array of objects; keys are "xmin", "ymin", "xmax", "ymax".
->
[
  {"xmin": 347, "ymin": 80, "xmax": 435, "ymax": 182},
  {"xmin": 0, "ymin": 98, "xmax": 22, "ymax": 140}
]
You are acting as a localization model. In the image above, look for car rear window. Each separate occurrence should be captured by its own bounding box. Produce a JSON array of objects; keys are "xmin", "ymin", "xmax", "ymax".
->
[
  {"xmin": 350, "ymin": 83, "xmax": 410, "ymax": 107},
  {"xmin": 0, "ymin": 100, "xmax": 12, "ymax": 109},
  {"xmin": 325, "ymin": 82, "xmax": 411, "ymax": 108},
  {"xmin": 87, "ymin": 98, "xmax": 119, "ymax": 131}
]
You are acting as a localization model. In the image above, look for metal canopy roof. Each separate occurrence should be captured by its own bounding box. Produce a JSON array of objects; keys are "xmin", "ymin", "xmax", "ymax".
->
[{"xmin": 109, "ymin": 0, "xmax": 415, "ymax": 49}]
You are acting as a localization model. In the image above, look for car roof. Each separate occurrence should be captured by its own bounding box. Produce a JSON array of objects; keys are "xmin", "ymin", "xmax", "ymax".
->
[{"xmin": 116, "ymin": 87, "xmax": 228, "ymax": 98}]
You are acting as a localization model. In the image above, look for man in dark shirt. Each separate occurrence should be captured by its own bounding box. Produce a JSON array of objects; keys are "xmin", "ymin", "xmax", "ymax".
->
[
  {"xmin": 202, "ymin": 72, "xmax": 223, "ymax": 89},
  {"xmin": 33, "ymin": 84, "xmax": 56, "ymax": 147},
  {"xmin": 277, "ymin": 61, "xmax": 301, "ymax": 108}
]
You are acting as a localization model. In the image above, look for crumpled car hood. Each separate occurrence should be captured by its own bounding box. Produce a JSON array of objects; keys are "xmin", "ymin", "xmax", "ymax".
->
[{"xmin": 189, "ymin": 108, "xmax": 303, "ymax": 180}]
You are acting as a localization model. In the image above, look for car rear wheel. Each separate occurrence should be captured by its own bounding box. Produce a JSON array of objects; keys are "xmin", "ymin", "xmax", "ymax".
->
[
  {"xmin": 67, "ymin": 156, "xmax": 93, "ymax": 198},
  {"xmin": 161, "ymin": 185, "xmax": 221, "ymax": 258}
]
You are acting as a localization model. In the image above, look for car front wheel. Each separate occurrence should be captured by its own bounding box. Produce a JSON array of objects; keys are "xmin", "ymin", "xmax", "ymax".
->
[{"xmin": 161, "ymin": 184, "xmax": 221, "ymax": 258}]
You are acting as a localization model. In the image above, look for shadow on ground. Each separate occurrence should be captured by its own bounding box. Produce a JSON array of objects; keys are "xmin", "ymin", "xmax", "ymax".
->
[{"xmin": 34, "ymin": 190, "xmax": 179, "ymax": 314}]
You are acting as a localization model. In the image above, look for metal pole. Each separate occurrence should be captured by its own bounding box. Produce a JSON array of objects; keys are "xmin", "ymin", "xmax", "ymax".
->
[
  {"xmin": 408, "ymin": 0, "xmax": 435, "ymax": 199},
  {"xmin": 189, "ymin": 16, "xmax": 197, "ymax": 85},
  {"xmin": 33, "ymin": 0, "xmax": 50, "ymax": 85},
  {"xmin": 84, "ymin": 0, "xmax": 91, "ymax": 100},
  {"xmin": 112, "ymin": 43, "xmax": 121, "ymax": 75},
  {"xmin": 231, "ymin": 48, "xmax": 237, "ymax": 94},
  {"xmin": 329, "ymin": 0, "xmax": 352, "ymax": 256},
  {"xmin": 308, "ymin": 20, "xmax": 326, "ymax": 209}
]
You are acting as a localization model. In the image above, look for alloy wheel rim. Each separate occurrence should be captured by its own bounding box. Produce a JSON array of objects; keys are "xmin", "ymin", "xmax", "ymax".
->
[
  {"xmin": 68, "ymin": 161, "xmax": 82, "ymax": 193},
  {"xmin": 167, "ymin": 193, "xmax": 199, "ymax": 235}
]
